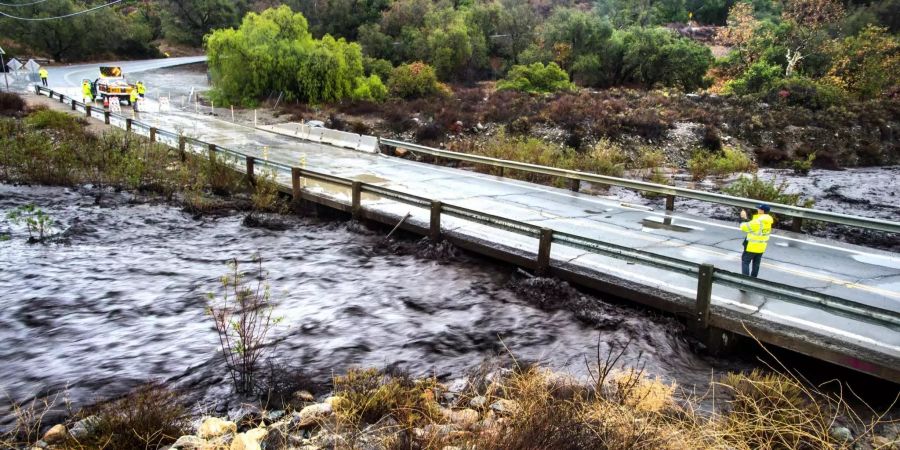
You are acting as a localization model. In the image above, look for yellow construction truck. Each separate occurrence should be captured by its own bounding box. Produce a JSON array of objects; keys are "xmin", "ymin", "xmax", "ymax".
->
[{"xmin": 91, "ymin": 66, "xmax": 135, "ymax": 106}]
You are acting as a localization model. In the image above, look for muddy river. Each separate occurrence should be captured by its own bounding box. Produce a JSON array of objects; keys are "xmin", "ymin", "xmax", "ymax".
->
[{"xmin": 0, "ymin": 184, "xmax": 753, "ymax": 425}]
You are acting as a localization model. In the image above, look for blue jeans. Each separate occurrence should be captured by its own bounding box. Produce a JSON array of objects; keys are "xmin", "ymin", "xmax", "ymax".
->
[{"xmin": 741, "ymin": 251, "xmax": 763, "ymax": 277}]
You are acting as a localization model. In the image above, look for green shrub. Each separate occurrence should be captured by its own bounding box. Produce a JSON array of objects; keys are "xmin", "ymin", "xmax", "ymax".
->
[
  {"xmin": 769, "ymin": 77, "xmax": 848, "ymax": 110},
  {"xmin": 791, "ymin": 153, "xmax": 816, "ymax": 175},
  {"xmin": 725, "ymin": 61, "xmax": 784, "ymax": 96},
  {"xmin": 388, "ymin": 62, "xmax": 441, "ymax": 99},
  {"xmin": 723, "ymin": 174, "xmax": 813, "ymax": 208},
  {"xmin": 688, "ymin": 146, "xmax": 754, "ymax": 180},
  {"xmin": 351, "ymin": 75, "xmax": 389, "ymax": 102},
  {"xmin": 497, "ymin": 62, "xmax": 575, "ymax": 94},
  {"xmin": 24, "ymin": 109, "xmax": 86, "ymax": 134}
]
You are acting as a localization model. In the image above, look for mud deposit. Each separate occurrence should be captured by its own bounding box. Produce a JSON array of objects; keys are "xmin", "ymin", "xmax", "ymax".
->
[{"xmin": 0, "ymin": 184, "xmax": 753, "ymax": 426}]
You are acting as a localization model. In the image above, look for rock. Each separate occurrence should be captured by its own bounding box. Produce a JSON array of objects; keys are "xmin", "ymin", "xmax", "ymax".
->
[
  {"xmin": 230, "ymin": 428, "xmax": 267, "ymax": 450},
  {"xmin": 296, "ymin": 402, "xmax": 333, "ymax": 427},
  {"xmin": 468, "ymin": 396, "xmax": 487, "ymax": 409},
  {"xmin": 394, "ymin": 148, "xmax": 408, "ymax": 157},
  {"xmin": 42, "ymin": 424, "xmax": 67, "ymax": 443},
  {"xmin": 449, "ymin": 409, "xmax": 479, "ymax": 429},
  {"xmin": 830, "ymin": 426, "xmax": 852, "ymax": 443},
  {"xmin": 70, "ymin": 415, "xmax": 100, "ymax": 438},
  {"xmin": 323, "ymin": 396, "xmax": 346, "ymax": 409},
  {"xmin": 490, "ymin": 399, "xmax": 520, "ymax": 415},
  {"xmin": 171, "ymin": 435, "xmax": 208, "ymax": 449},
  {"xmin": 294, "ymin": 390, "xmax": 315, "ymax": 403},
  {"xmin": 306, "ymin": 120, "xmax": 325, "ymax": 128},
  {"xmin": 30, "ymin": 440, "xmax": 48, "ymax": 449},
  {"xmin": 422, "ymin": 424, "xmax": 455, "ymax": 439},
  {"xmin": 265, "ymin": 410, "xmax": 285, "ymax": 422},
  {"xmin": 198, "ymin": 417, "xmax": 237, "ymax": 439}
]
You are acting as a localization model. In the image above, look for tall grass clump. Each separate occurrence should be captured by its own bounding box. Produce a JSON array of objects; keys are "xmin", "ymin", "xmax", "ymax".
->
[
  {"xmin": 689, "ymin": 146, "xmax": 755, "ymax": 180},
  {"xmin": 723, "ymin": 175, "xmax": 814, "ymax": 208},
  {"xmin": 0, "ymin": 92, "xmax": 27, "ymax": 116},
  {"xmin": 69, "ymin": 383, "xmax": 189, "ymax": 449},
  {"xmin": 333, "ymin": 368, "xmax": 443, "ymax": 429}
]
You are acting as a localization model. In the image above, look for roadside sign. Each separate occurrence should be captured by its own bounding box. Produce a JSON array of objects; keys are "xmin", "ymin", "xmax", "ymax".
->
[
  {"xmin": 24, "ymin": 59, "xmax": 40, "ymax": 72},
  {"xmin": 7, "ymin": 58, "xmax": 22, "ymax": 72},
  {"xmin": 0, "ymin": 46, "xmax": 5, "ymax": 55},
  {"xmin": 159, "ymin": 96, "xmax": 170, "ymax": 112},
  {"xmin": 109, "ymin": 98, "xmax": 121, "ymax": 113}
]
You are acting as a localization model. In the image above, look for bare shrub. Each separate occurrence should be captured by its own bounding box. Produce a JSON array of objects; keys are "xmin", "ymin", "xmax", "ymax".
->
[{"xmin": 207, "ymin": 256, "xmax": 280, "ymax": 394}]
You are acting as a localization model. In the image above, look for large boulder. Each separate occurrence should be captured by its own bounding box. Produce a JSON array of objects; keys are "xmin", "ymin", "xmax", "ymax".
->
[
  {"xmin": 230, "ymin": 428, "xmax": 267, "ymax": 450},
  {"xmin": 42, "ymin": 424, "xmax": 67, "ymax": 444},
  {"xmin": 296, "ymin": 402, "xmax": 333, "ymax": 427}
]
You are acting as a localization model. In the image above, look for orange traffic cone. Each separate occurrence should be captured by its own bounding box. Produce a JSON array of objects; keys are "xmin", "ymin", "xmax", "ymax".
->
[{"xmin": 103, "ymin": 97, "xmax": 109, "ymax": 108}]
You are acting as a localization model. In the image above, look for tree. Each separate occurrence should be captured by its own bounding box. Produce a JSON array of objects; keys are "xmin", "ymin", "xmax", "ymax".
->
[
  {"xmin": 163, "ymin": 0, "xmax": 241, "ymax": 46},
  {"xmin": 496, "ymin": 0, "xmax": 538, "ymax": 64},
  {"xmin": 826, "ymin": 25, "xmax": 899, "ymax": 99},
  {"xmin": 621, "ymin": 27, "xmax": 713, "ymax": 90},
  {"xmin": 206, "ymin": 6, "xmax": 371, "ymax": 104}
]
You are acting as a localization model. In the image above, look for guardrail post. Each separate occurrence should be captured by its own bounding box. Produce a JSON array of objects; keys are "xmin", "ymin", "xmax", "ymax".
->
[
  {"xmin": 792, "ymin": 217, "xmax": 803, "ymax": 233},
  {"xmin": 291, "ymin": 168, "xmax": 302, "ymax": 204},
  {"xmin": 178, "ymin": 136, "xmax": 186, "ymax": 161},
  {"xmin": 58, "ymin": 94, "xmax": 64, "ymax": 103},
  {"xmin": 351, "ymin": 181, "xmax": 362, "ymax": 219},
  {"xmin": 207, "ymin": 143, "xmax": 216, "ymax": 161},
  {"xmin": 536, "ymin": 228, "xmax": 553, "ymax": 276},
  {"xmin": 569, "ymin": 179, "xmax": 581, "ymax": 192},
  {"xmin": 149, "ymin": 127, "xmax": 157, "ymax": 143},
  {"xmin": 125, "ymin": 118, "xmax": 132, "ymax": 132},
  {"xmin": 665, "ymin": 195, "xmax": 675, "ymax": 211},
  {"xmin": 245, "ymin": 156, "xmax": 255, "ymax": 186},
  {"xmin": 104, "ymin": 111, "xmax": 110, "ymax": 125},
  {"xmin": 499, "ymin": 167, "xmax": 504, "ymax": 177},
  {"xmin": 430, "ymin": 201, "xmax": 442, "ymax": 241},
  {"xmin": 695, "ymin": 264, "xmax": 715, "ymax": 330},
  {"xmin": 71, "ymin": 100, "xmax": 76, "ymax": 111},
  {"xmin": 85, "ymin": 105, "xmax": 91, "ymax": 118}
]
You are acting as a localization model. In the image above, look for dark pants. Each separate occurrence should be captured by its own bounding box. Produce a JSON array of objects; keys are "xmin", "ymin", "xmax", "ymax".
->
[
  {"xmin": 41, "ymin": 77, "xmax": 47, "ymax": 86},
  {"xmin": 741, "ymin": 251, "xmax": 763, "ymax": 277}
]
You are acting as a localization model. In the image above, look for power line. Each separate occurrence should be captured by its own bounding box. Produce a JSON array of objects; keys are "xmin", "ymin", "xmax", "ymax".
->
[
  {"xmin": 0, "ymin": 0, "xmax": 52, "ymax": 7},
  {"xmin": 0, "ymin": 0, "xmax": 125, "ymax": 20}
]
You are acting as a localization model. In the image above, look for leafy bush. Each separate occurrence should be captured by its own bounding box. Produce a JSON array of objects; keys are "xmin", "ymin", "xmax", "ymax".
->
[
  {"xmin": 351, "ymin": 75, "xmax": 389, "ymax": 102},
  {"xmin": 333, "ymin": 368, "xmax": 442, "ymax": 427},
  {"xmin": 497, "ymin": 62, "xmax": 575, "ymax": 94},
  {"xmin": 688, "ymin": 146, "xmax": 754, "ymax": 180},
  {"xmin": 73, "ymin": 383, "xmax": 189, "ymax": 450},
  {"xmin": 6, "ymin": 204, "xmax": 53, "ymax": 241},
  {"xmin": 722, "ymin": 174, "xmax": 814, "ymax": 208},
  {"xmin": 791, "ymin": 152, "xmax": 816, "ymax": 175},
  {"xmin": 725, "ymin": 61, "xmax": 784, "ymax": 96},
  {"xmin": 363, "ymin": 56, "xmax": 394, "ymax": 81},
  {"xmin": 768, "ymin": 77, "xmax": 848, "ymax": 109},
  {"xmin": 388, "ymin": 62, "xmax": 441, "ymax": 99}
]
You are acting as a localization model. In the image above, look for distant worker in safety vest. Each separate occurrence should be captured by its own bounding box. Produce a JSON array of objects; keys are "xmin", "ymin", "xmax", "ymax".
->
[
  {"xmin": 129, "ymin": 86, "xmax": 139, "ymax": 110},
  {"xmin": 136, "ymin": 81, "xmax": 145, "ymax": 98},
  {"xmin": 739, "ymin": 204, "xmax": 773, "ymax": 278},
  {"xmin": 82, "ymin": 80, "xmax": 92, "ymax": 103},
  {"xmin": 38, "ymin": 67, "xmax": 49, "ymax": 86}
]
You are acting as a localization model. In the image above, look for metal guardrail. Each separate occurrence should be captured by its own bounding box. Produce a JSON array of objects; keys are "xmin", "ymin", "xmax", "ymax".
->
[
  {"xmin": 381, "ymin": 139, "xmax": 900, "ymax": 234},
  {"xmin": 31, "ymin": 86, "xmax": 900, "ymax": 331}
]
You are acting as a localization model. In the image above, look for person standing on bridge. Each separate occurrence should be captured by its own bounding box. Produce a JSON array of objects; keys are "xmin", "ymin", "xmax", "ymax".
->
[
  {"xmin": 739, "ymin": 204, "xmax": 773, "ymax": 278},
  {"xmin": 136, "ymin": 81, "xmax": 146, "ymax": 98},
  {"xmin": 82, "ymin": 80, "xmax": 92, "ymax": 103},
  {"xmin": 38, "ymin": 67, "xmax": 48, "ymax": 86}
]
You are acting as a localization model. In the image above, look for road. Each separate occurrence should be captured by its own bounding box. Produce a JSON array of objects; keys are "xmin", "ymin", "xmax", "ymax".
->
[
  {"xmin": 33, "ymin": 66, "xmax": 900, "ymax": 380},
  {"xmin": 6, "ymin": 56, "xmax": 206, "ymax": 91}
]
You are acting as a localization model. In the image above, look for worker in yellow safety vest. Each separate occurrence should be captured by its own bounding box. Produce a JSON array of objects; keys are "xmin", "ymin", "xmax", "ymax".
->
[
  {"xmin": 136, "ymin": 81, "xmax": 146, "ymax": 98},
  {"xmin": 82, "ymin": 80, "xmax": 92, "ymax": 103},
  {"xmin": 38, "ymin": 67, "xmax": 49, "ymax": 86},
  {"xmin": 739, "ymin": 204, "xmax": 773, "ymax": 278},
  {"xmin": 129, "ymin": 86, "xmax": 139, "ymax": 110}
]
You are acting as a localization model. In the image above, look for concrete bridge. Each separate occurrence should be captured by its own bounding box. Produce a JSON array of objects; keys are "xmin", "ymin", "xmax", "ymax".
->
[{"xmin": 31, "ymin": 81, "xmax": 900, "ymax": 383}]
